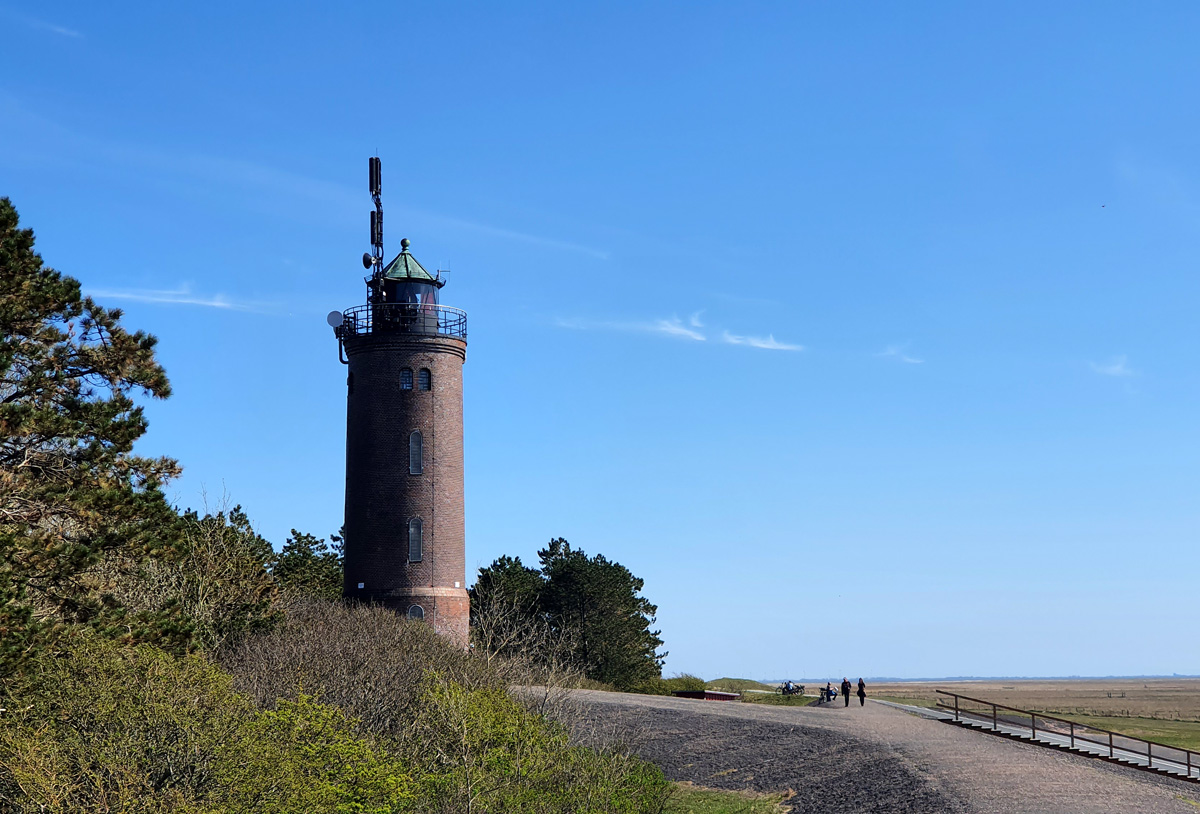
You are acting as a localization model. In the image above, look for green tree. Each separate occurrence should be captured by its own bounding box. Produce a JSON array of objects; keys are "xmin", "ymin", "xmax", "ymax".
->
[
  {"xmin": 471, "ymin": 554, "xmax": 544, "ymax": 612},
  {"xmin": 537, "ymin": 539, "xmax": 665, "ymax": 690},
  {"xmin": 271, "ymin": 529, "xmax": 343, "ymax": 601},
  {"xmin": 472, "ymin": 541, "xmax": 665, "ymax": 691},
  {"xmin": 0, "ymin": 197, "xmax": 181, "ymax": 676},
  {"xmin": 469, "ymin": 555, "xmax": 562, "ymax": 674}
]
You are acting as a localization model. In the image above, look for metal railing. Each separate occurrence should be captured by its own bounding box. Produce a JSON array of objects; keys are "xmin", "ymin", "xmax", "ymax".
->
[
  {"xmin": 339, "ymin": 303, "xmax": 467, "ymax": 339},
  {"xmin": 936, "ymin": 690, "xmax": 1199, "ymax": 781}
]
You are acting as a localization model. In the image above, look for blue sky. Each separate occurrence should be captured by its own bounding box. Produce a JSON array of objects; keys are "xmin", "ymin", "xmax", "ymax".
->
[{"xmin": 3, "ymin": 2, "xmax": 1198, "ymax": 680}]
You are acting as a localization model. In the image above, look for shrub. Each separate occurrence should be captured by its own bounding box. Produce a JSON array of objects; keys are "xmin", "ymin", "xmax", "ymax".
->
[
  {"xmin": 214, "ymin": 695, "xmax": 413, "ymax": 814},
  {"xmin": 222, "ymin": 601, "xmax": 672, "ymax": 813},
  {"xmin": 0, "ymin": 636, "xmax": 247, "ymax": 812},
  {"xmin": 407, "ymin": 676, "xmax": 670, "ymax": 814},
  {"xmin": 0, "ymin": 636, "xmax": 413, "ymax": 814},
  {"xmin": 220, "ymin": 599, "xmax": 492, "ymax": 739},
  {"xmin": 635, "ymin": 673, "xmax": 707, "ymax": 696},
  {"xmin": 108, "ymin": 505, "xmax": 280, "ymax": 653}
]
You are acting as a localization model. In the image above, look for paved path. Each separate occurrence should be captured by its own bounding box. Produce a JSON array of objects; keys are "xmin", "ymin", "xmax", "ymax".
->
[{"xmin": 571, "ymin": 689, "xmax": 1200, "ymax": 814}]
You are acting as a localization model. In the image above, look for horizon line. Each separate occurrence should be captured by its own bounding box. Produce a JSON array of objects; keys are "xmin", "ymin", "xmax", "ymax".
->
[{"xmin": 756, "ymin": 674, "xmax": 1200, "ymax": 683}]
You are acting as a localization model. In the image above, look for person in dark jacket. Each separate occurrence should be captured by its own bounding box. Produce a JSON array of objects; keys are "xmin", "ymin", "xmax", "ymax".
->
[
  {"xmin": 857, "ymin": 678, "xmax": 867, "ymax": 707},
  {"xmin": 841, "ymin": 678, "xmax": 852, "ymax": 707}
]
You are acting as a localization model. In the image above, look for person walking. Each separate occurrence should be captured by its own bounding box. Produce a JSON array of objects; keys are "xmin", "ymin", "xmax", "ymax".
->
[
  {"xmin": 841, "ymin": 677, "xmax": 852, "ymax": 708},
  {"xmin": 857, "ymin": 678, "xmax": 867, "ymax": 707}
]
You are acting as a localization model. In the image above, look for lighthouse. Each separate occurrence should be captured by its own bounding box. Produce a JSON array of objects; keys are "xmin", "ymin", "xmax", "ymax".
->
[{"xmin": 330, "ymin": 157, "xmax": 469, "ymax": 644}]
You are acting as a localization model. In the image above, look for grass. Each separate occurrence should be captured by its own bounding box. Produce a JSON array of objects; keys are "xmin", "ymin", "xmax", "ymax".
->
[
  {"xmin": 868, "ymin": 679, "xmax": 1200, "ymax": 751},
  {"xmin": 666, "ymin": 782, "xmax": 790, "ymax": 813},
  {"xmin": 873, "ymin": 695, "xmax": 939, "ymax": 709},
  {"xmin": 1045, "ymin": 713, "xmax": 1200, "ymax": 752},
  {"xmin": 867, "ymin": 679, "xmax": 1200, "ymax": 722},
  {"xmin": 706, "ymin": 678, "xmax": 776, "ymax": 693}
]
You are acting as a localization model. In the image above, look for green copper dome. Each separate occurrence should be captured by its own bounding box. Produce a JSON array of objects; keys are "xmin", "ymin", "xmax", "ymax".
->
[{"xmin": 381, "ymin": 238, "xmax": 444, "ymax": 287}]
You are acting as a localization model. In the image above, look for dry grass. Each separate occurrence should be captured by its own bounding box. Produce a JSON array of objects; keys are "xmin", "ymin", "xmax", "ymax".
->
[
  {"xmin": 870, "ymin": 678, "xmax": 1200, "ymax": 751},
  {"xmin": 869, "ymin": 678, "xmax": 1200, "ymax": 721}
]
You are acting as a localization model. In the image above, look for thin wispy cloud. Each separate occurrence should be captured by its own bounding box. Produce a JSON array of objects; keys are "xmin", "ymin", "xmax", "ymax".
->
[
  {"xmin": 557, "ymin": 314, "xmax": 805, "ymax": 350},
  {"xmin": 2, "ymin": 9, "xmax": 82, "ymax": 38},
  {"xmin": 721, "ymin": 331, "xmax": 803, "ymax": 351},
  {"xmin": 416, "ymin": 210, "xmax": 609, "ymax": 259},
  {"xmin": 0, "ymin": 97, "xmax": 608, "ymax": 261},
  {"xmin": 1090, "ymin": 355, "xmax": 1133, "ymax": 377},
  {"xmin": 89, "ymin": 285, "xmax": 268, "ymax": 312},
  {"xmin": 877, "ymin": 345, "xmax": 923, "ymax": 364},
  {"xmin": 555, "ymin": 315, "xmax": 706, "ymax": 341},
  {"xmin": 654, "ymin": 316, "xmax": 705, "ymax": 341}
]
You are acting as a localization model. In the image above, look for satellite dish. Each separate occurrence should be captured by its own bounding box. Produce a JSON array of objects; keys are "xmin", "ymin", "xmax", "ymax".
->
[
  {"xmin": 363, "ymin": 252, "xmax": 373, "ymax": 270},
  {"xmin": 326, "ymin": 310, "xmax": 343, "ymax": 328}
]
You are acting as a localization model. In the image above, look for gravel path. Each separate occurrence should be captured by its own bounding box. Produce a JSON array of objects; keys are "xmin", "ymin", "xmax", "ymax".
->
[{"xmin": 571, "ymin": 690, "xmax": 1200, "ymax": 814}]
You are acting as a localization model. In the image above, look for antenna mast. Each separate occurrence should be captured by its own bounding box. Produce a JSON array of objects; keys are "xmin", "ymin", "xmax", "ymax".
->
[{"xmin": 363, "ymin": 156, "xmax": 384, "ymax": 300}]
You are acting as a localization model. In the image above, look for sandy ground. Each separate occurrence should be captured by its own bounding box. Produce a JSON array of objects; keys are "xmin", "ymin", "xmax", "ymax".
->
[{"xmin": 570, "ymin": 689, "xmax": 1200, "ymax": 814}]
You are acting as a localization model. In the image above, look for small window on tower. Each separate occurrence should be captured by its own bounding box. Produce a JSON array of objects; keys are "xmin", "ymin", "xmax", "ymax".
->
[
  {"xmin": 401, "ymin": 368, "xmax": 413, "ymax": 390},
  {"xmin": 407, "ymin": 604, "xmax": 425, "ymax": 620},
  {"xmin": 408, "ymin": 518, "xmax": 423, "ymax": 562},
  {"xmin": 409, "ymin": 431, "xmax": 423, "ymax": 475},
  {"xmin": 419, "ymin": 368, "xmax": 431, "ymax": 391}
]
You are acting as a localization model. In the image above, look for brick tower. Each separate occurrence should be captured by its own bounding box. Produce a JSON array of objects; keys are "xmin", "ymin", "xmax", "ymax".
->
[{"xmin": 330, "ymin": 157, "xmax": 469, "ymax": 644}]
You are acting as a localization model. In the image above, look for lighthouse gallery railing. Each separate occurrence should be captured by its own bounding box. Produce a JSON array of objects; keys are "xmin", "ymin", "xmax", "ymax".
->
[{"xmin": 340, "ymin": 303, "xmax": 467, "ymax": 339}]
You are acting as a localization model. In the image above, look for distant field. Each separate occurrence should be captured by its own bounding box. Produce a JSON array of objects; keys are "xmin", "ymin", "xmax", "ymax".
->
[{"xmin": 870, "ymin": 678, "xmax": 1200, "ymax": 751}]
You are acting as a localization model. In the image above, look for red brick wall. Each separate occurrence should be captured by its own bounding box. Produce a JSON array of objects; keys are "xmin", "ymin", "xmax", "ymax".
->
[{"xmin": 341, "ymin": 331, "xmax": 469, "ymax": 641}]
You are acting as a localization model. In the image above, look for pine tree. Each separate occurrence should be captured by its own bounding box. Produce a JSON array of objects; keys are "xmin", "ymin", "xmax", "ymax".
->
[
  {"xmin": 271, "ymin": 528, "xmax": 343, "ymax": 601},
  {"xmin": 537, "ymin": 538, "xmax": 665, "ymax": 689},
  {"xmin": 0, "ymin": 197, "xmax": 180, "ymax": 675},
  {"xmin": 472, "ymin": 540, "xmax": 666, "ymax": 690}
]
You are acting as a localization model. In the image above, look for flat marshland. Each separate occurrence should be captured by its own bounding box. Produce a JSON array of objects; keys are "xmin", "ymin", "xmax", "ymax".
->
[{"xmin": 869, "ymin": 678, "xmax": 1200, "ymax": 750}]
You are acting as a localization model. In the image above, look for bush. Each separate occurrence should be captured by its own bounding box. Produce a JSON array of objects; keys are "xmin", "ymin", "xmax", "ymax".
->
[
  {"xmin": 408, "ymin": 676, "xmax": 670, "ymax": 814},
  {"xmin": 215, "ymin": 694, "xmax": 413, "ymax": 814},
  {"xmin": 108, "ymin": 505, "xmax": 280, "ymax": 653},
  {"xmin": 220, "ymin": 599, "xmax": 491, "ymax": 739},
  {"xmin": 1, "ymin": 607, "xmax": 672, "ymax": 814},
  {"xmin": 635, "ymin": 673, "xmax": 707, "ymax": 696},
  {"xmin": 222, "ymin": 601, "xmax": 672, "ymax": 812},
  {"xmin": 0, "ymin": 636, "xmax": 412, "ymax": 814},
  {"xmin": 0, "ymin": 636, "xmax": 245, "ymax": 812}
]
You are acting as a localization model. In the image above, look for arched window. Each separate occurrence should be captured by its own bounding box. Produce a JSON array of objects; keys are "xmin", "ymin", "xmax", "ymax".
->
[
  {"xmin": 418, "ymin": 368, "xmax": 431, "ymax": 391},
  {"xmin": 400, "ymin": 368, "xmax": 413, "ymax": 390},
  {"xmin": 408, "ymin": 517, "xmax": 423, "ymax": 562},
  {"xmin": 409, "ymin": 431, "xmax": 423, "ymax": 475},
  {"xmin": 407, "ymin": 604, "xmax": 425, "ymax": 620}
]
